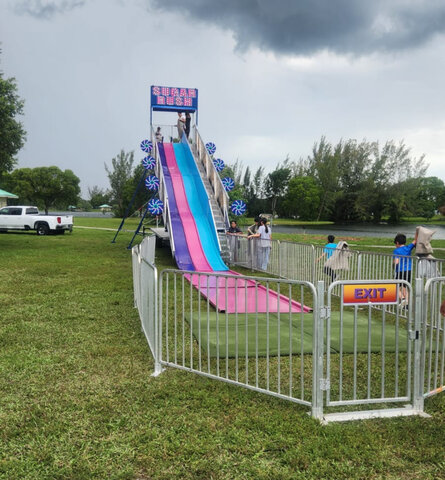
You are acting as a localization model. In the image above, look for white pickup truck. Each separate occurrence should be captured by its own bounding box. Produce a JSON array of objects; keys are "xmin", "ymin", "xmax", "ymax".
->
[{"xmin": 0, "ymin": 206, "xmax": 73, "ymax": 235}]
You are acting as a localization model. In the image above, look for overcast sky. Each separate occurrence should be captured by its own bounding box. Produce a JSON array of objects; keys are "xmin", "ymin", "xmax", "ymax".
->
[{"xmin": 1, "ymin": 0, "xmax": 445, "ymax": 197}]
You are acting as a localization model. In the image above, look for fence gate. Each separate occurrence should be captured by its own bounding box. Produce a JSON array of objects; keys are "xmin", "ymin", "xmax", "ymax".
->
[
  {"xmin": 422, "ymin": 278, "xmax": 445, "ymax": 401},
  {"xmin": 320, "ymin": 279, "xmax": 426, "ymax": 422}
]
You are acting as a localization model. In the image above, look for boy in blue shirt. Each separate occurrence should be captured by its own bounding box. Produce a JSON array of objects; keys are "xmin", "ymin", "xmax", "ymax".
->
[
  {"xmin": 318, "ymin": 235, "xmax": 337, "ymax": 281},
  {"xmin": 393, "ymin": 233, "xmax": 417, "ymax": 306}
]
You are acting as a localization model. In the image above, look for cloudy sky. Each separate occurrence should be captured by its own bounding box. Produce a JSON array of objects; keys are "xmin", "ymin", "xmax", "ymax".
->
[{"xmin": 1, "ymin": 0, "xmax": 445, "ymax": 197}]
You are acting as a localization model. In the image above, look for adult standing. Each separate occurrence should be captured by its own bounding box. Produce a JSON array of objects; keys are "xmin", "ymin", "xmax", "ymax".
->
[
  {"xmin": 184, "ymin": 112, "xmax": 191, "ymax": 139},
  {"xmin": 177, "ymin": 112, "xmax": 185, "ymax": 139},
  {"xmin": 247, "ymin": 217, "xmax": 261, "ymax": 269},
  {"xmin": 155, "ymin": 126, "xmax": 163, "ymax": 143},
  {"xmin": 252, "ymin": 218, "xmax": 272, "ymax": 271}
]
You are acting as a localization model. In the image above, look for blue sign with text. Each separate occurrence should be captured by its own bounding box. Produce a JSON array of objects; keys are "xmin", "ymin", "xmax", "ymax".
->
[{"xmin": 150, "ymin": 85, "xmax": 198, "ymax": 113}]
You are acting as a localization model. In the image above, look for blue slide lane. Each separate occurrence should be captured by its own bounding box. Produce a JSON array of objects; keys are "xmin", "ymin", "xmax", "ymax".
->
[
  {"xmin": 158, "ymin": 143, "xmax": 195, "ymax": 271},
  {"xmin": 173, "ymin": 140, "xmax": 228, "ymax": 271}
]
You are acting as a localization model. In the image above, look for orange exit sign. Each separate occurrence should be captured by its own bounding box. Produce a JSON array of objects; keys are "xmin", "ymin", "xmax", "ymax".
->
[{"xmin": 343, "ymin": 283, "xmax": 398, "ymax": 305}]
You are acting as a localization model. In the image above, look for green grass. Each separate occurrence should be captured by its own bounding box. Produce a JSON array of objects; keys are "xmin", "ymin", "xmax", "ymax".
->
[{"xmin": 1, "ymin": 222, "xmax": 444, "ymax": 479}]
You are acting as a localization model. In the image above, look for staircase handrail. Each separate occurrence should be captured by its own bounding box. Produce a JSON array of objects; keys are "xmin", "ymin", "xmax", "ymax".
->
[
  {"xmin": 151, "ymin": 127, "xmax": 176, "ymax": 256},
  {"xmin": 193, "ymin": 126, "xmax": 230, "ymax": 229}
]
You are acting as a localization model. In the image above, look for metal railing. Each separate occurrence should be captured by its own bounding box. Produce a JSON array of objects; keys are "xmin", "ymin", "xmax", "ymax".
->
[
  {"xmin": 422, "ymin": 277, "xmax": 445, "ymax": 400},
  {"xmin": 193, "ymin": 126, "xmax": 230, "ymax": 228},
  {"xmin": 133, "ymin": 236, "xmax": 445, "ymax": 422},
  {"xmin": 152, "ymin": 125, "xmax": 176, "ymax": 255},
  {"xmin": 227, "ymin": 235, "xmax": 445, "ymax": 314},
  {"xmin": 132, "ymin": 237, "xmax": 162, "ymax": 375},
  {"xmin": 159, "ymin": 269, "xmax": 318, "ymax": 411}
]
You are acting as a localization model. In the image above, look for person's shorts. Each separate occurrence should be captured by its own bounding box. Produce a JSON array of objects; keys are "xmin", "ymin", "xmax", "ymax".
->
[{"xmin": 395, "ymin": 270, "xmax": 411, "ymax": 283}]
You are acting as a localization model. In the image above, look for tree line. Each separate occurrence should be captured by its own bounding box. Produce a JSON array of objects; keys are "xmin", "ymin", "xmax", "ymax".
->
[{"xmin": 223, "ymin": 137, "xmax": 445, "ymax": 222}]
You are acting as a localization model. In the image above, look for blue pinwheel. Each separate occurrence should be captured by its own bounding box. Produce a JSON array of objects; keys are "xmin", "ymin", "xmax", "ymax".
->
[
  {"xmin": 148, "ymin": 198, "xmax": 164, "ymax": 216},
  {"xmin": 222, "ymin": 177, "xmax": 235, "ymax": 192},
  {"xmin": 142, "ymin": 156, "xmax": 156, "ymax": 170},
  {"xmin": 205, "ymin": 142, "xmax": 216, "ymax": 155},
  {"xmin": 140, "ymin": 139, "xmax": 153, "ymax": 153},
  {"xmin": 213, "ymin": 158, "xmax": 225, "ymax": 172},
  {"xmin": 145, "ymin": 175, "xmax": 160, "ymax": 191},
  {"xmin": 231, "ymin": 200, "xmax": 247, "ymax": 216}
]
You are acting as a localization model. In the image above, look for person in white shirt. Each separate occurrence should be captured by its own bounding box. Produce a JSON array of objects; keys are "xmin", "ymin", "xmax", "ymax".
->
[
  {"xmin": 177, "ymin": 112, "xmax": 185, "ymax": 139},
  {"xmin": 252, "ymin": 217, "xmax": 272, "ymax": 270}
]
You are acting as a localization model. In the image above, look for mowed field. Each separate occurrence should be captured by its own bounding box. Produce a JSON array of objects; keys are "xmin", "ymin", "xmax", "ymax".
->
[{"xmin": 1, "ymin": 219, "xmax": 444, "ymax": 480}]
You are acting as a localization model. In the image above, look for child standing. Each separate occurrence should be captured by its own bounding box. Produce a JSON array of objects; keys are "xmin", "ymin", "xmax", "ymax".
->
[
  {"xmin": 393, "ymin": 233, "xmax": 417, "ymax": 306},
  {"xmin": 318, "ymin": 235, "xmax": 337, "ymax": 281}
]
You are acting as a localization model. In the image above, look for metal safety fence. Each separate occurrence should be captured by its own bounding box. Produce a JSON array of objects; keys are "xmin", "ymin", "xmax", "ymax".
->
[
  {"xmin": 422, "ymin": 277, "xmax": 445, "ymax": 401},
  {"xmin": 133, "ymin": 236, "xmax": 445, "ymax": 422},
  {"xmin": 227, "ymin": 236, "xmax": 445, "ymax": 316},
  {"xmin": 159, "ymin": 269, "xmax": 318, "ymax": 409}
]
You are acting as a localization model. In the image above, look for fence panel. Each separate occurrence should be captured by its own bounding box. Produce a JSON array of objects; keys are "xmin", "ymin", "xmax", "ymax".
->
[
  {"xmin": 132, "ymin": 244, "xmax": 141, "ymax": 309},
  {"xmin": 159, "ymin": 269, "xmax": 317, "ymax": 409},
  {"xmin": 132, "ymin": 237, "xmax": 161, "ymax": 373},
  {"xmin": 325, "ymin": 280, "xmax": 415, "ymax": 411},
  {"xmin": 422, "ymin": 277, "xmax": 445, "ymax": 399}
]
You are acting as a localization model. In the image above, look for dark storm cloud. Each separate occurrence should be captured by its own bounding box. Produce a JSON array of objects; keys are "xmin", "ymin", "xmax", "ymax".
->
[
  {"xmin": 13, "ymin": 0, "xmax": 86, "ymax": 19},
  {"xmin": 149, "ymin": 0, "xmax": 445, "ymax": 55}
]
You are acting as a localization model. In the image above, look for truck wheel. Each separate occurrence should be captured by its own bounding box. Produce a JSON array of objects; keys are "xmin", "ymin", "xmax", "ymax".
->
[{"xmin": 36, "ymin": 223, "xmax": 49, "ymax": 236}]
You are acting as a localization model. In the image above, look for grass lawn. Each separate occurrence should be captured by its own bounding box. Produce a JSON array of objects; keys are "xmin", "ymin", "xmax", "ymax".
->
[{"xmin": 1, "ymin": 219, "xmax": 444, "ymax": 479}]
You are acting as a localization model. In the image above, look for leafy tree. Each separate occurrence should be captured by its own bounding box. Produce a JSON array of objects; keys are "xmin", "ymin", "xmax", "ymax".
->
[
  {"xmin": 306, "ymin": 137, "xmax": 339, "ymax": 220},
  {"xmin": 264, "ymin": 160, "xmax": 292, "ymax": 216},
  {"xmin": 77, "ymin": 198, "xmax": 92, "ymax": 211},
  {"xmin": 221, "ymin": 164, "xmax": 246, "ymax": 205},
  {"xmin": 88, "ymin": 185, "xmax": 111, "ymax": 209},
  {"xmin": 245, "ymin": 166, "xmax": 265, "ymax": 216},
  {"xmin": 411, "ymin": 176, "xmax": 445, "ymax": 220},
  {"xmin": 131, "ymin": 163, "xmax": 153, "ymax": 216},
  {"xmin": 105, "ymin": 150, "xmax": 135, "ymax": 217},
  {"xmin": 307, "ymin": 137, "xmax": 428, "ymax": 222},
  {"xmin": 282, "ymin": 176, "xmax": 321, "ymax": 220},
  {"xmin": 4, "ymin": 166, "xmax": 80, "ymax": 213},
  {"xmin": 0, "ymin": 56, "xmax": 27, "ymax": 177}
]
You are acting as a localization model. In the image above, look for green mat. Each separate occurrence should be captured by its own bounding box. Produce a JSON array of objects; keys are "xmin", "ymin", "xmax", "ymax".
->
[{"xmin": 186, "ymin": 311, "xmax": 408, "ymax": 358}]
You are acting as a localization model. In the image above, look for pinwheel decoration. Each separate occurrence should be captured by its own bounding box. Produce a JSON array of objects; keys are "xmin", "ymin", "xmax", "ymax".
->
[
  {"xmin": 148, "ymin": 198, "xmax": 164, "ymax": 216},
  {"xmin": 205, "ymin": 142, "xmax": 216, "ymax": 155},
  {"xmin": 140, "ymin": 139, "xmax": 153, "ymax": 153},
  {"xmin": 145, "ymin": 175, "xmax": 160, "ymax": 191},
  {"xmin": 213, "ymin": 158, "xmax": 225, "ymax": 172},
  {"xmin": 230, "ymin": 200, "xmax": 247, "ymax": 216},
  {"xmin": 142, "ymin": 156, "xmax": 156, "ymax": 170},
  {"xmin": 222, "ymin": 177, "xmax": 235, "ymax": 192}
]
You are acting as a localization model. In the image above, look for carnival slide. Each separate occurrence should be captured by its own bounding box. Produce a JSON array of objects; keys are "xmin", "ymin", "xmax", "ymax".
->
[
  {"xmin": 158, "ymin": 137, "xmax": 310, "ymax": 314},
  {"xmin": 173, "ymin": 138, "xmax": 228, "ymax": 271}
]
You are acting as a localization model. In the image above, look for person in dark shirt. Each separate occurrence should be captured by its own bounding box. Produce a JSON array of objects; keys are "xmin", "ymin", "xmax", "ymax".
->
[
  {"xmin": 227, "ymin": 220, "xmax": 243, "ymax": 262},
  {"xmin": 227, "ymin": 220, "xmax": 242, "ymax": 235},
  {"xmin": 184, "ymin": 112, "xmax": 191, "ymax": 139}
]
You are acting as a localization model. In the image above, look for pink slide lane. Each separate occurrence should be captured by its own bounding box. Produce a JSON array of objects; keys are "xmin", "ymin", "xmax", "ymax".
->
[
  {"xmin": 164, "ymin": 143, "xmax": 213, "ymax": 272},
  {"xmin": 185, "ymin": 271, "xmax": 312, "ymax": 314}
]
